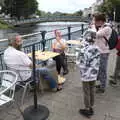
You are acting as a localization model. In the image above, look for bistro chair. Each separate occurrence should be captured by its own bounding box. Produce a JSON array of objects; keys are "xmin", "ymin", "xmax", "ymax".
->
[
  {"xmin": 65, "ymin": 45, "xmax": 80, "ymax": 71},
  {"xmin": 5, "ymin": 64, "xmax": 33, "ymax": 105},
  {"xmin": 0, "ymin": 70, "xmax": 18, "ymax": 106}
]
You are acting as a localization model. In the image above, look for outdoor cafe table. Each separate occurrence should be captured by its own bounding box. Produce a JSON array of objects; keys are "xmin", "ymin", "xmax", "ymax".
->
[
  {"xmin": 66, "ymin": 40, "xmax": 81, "ymax": 45},
  {"xmin": 28, "ymin": 50, "xmax": 66, "ymax": 84},
  {"xmin": 28, "ymin": 51, "xmax": 60, "ymax": 61}
]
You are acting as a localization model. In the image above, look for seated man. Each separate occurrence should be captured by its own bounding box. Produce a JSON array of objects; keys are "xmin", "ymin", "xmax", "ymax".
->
[{"xmin": 3, "ymin": 33, "xmax": 62, "ymax": 91}]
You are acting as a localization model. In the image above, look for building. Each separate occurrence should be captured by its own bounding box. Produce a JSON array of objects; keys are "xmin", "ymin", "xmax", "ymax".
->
[
  {"xmin": 0, "ymin": 0, "xmax": 4, "ymax": 6},
  {"xmin": 83, "ymin": 0, "xmax": 105, "ymax": 18},
  {"xmin": 83, "ymin": 7, "xmax": 92, "ymax": 17},
  {"xmin": 96, "ymin": 0, "xmax": 104, "ymax": 5}
]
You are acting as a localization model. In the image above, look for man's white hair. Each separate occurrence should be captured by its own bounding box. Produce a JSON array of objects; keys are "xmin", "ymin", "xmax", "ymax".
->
[{"xmin": 7, "ymin": 33, "xmax": 19, "ymax": 46}]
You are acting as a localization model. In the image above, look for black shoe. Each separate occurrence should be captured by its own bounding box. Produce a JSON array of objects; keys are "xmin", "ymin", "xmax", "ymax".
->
[
  {"xmin": 96, "ymin": 88, "xmax": 105, "ymax": 93},
  {"xmin": 79, "ymin": 109, "xmax": 93, "ymax": 118},
  {"xmin": 109, "ymin": 80, "xmax": 117, "ymax": 85},
  {"xmin": 89, "ymin": 108, "xmax": 94, "ymax": 115},
  {"xmin": 110, "ymin": 75, "xmax": 120, "ymax": 79},
  {"xmin": 96, "ymin": 85, "xmax": 101, "ymax": 88},
  {"xmin": 63, "ymin": 70, "xmax": 69, "ymax": 75}
]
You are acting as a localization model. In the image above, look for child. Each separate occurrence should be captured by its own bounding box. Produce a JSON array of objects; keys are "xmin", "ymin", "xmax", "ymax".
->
[{"xmin": 78, "ymin": 30, "xmax": 100, "ymax": 118}]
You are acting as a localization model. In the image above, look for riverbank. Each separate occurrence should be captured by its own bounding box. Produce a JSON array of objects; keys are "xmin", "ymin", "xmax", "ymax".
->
[{"xmin": 0, "ymin": 20, "xmax": 12, "ymax": 29}]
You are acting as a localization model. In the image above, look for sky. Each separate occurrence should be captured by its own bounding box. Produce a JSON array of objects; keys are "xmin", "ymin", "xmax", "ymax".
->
[{"xmin": 37, "ymin": 0, "xmax": 96, "ymax": 13}]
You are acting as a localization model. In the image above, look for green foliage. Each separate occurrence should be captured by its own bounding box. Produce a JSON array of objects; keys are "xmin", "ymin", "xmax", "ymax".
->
[
  {"xmin": 97, "ymin": 0, "xmax": 120, "ymax": 21},
  {"xmin": 0, "ymin": 20, "xmax": 10, "ymax": 29},
  {"xmin": 36, "ymin": 10, "xmax": 41, "ymax": 16},
  {"xmin": 74, "ymin": 10, "xmax": 83, "ymax": 16},
  {"xmin": 2, "ymin": 0, "xmax": 38, "ymax": 19}
]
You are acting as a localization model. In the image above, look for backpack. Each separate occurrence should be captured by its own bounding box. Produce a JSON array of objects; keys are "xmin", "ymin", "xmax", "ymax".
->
[
  {"xmin": 116, "ymin": 35, "xmax": 120, "ymax": 51},
  {"xmin": 104, "ymin": 28, "xmax": 118, "ymax": 50}
]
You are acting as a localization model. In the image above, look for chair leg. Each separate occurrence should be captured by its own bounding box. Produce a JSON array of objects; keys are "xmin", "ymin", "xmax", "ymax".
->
[
  {"xmin": 39, "ymin": 79, "xmax": 44, "ymax": 93},
  {"xmin": 21, "ymin": 84, "xmax": 28, "ymax": 105}
]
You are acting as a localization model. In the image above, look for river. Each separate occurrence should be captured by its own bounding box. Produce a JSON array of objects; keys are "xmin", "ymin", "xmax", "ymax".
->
[{"xmin": 0, "ymin": 21, "xmax": 87, "ymax": 51}]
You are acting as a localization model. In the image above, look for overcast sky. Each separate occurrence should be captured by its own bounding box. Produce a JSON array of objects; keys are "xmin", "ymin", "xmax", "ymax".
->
[{"xmin": 37, "ymin": 0, "xmax": 96, "ymax": 13}]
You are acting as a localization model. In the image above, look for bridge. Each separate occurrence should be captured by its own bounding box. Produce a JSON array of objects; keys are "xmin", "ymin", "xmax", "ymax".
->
[{"xmin": 1, "ymin": 16, "xmax": 88, "ymax": 26}]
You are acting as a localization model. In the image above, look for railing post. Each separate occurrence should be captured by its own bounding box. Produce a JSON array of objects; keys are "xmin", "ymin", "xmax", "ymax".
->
[
  {"xmin": 41, "ymin": 31, "xmax": 46, "ymax": 51},
  {"xmin": 68, "ymin": 26, "xmax": 71, "ymax": 40},
  {"xmin": 81, "ymin": 24, "xmax": 84, "ymax": 35}
]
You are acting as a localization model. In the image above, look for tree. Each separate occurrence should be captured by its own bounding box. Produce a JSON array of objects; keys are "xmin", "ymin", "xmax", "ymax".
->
[
  {"xmin": 2, "ymin": 0, "xmax": 38, "ymax": 19},
  {"xmin": 74, "ymin": 10, "xmax": 83, "ymax": 16},
  {"xmin": 97, "ymin": 0, "xmax": 120, "ymax": 21}
]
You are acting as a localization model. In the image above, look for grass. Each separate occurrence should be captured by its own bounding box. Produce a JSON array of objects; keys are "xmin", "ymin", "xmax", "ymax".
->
[{"xmin": 0, "ymin": 19, "xmax": 12, "ymax": 29}]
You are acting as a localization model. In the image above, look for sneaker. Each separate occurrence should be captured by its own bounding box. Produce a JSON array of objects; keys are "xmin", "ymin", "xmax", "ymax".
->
[
  {"xmin": 63, "ymin": 70, "xmax": 69, "ymax": 75},
  {"xmin": 58, "ymin": 75, "xmax": 66, "ymax": 84},
  {"xmin": 79, "ymin": 109, "xmax": 92, "ymax": 118},
  {"xmin": 110, "ymin": 75, "xmax": 120, "ymax": 79},
  {"xmin": 89, "ymin": 108, "xmax": 94, "ymax": 115},
  {"xmin": 109, "ymin": 80, "xmax": 117, "ymax": 85},
  {"xmin": 96, "ymin": 88, "xmax": 105, "ymax": 93},
  {"xmin": 96, "ymin": 85, "xmax": 101, "ymax": 88}
]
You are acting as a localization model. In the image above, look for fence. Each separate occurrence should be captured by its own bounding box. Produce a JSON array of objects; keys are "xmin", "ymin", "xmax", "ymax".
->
[{"xmin": 0, "ymin": 23, "xmax": 88, "ymax": 70}]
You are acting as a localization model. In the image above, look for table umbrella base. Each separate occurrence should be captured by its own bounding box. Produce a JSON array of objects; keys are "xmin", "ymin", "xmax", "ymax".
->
[{"xmin": 23, "ymin": 105, "xmax": 49, "ymax": 120}]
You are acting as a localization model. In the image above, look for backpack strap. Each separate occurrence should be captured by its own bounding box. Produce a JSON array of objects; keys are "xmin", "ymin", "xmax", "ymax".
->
[{"xmin": 103, "ymin": 36, "xmax": 109, "ymax": 46}]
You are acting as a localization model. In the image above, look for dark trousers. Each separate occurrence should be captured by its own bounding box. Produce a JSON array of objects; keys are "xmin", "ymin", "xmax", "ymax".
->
[
  {"xmin": 82, "ymin": 81, "xmax": 95, "ymax": 108},
  {"xmin": 54, "ymin": 52, "xmax": 67, "ymax": 74}
]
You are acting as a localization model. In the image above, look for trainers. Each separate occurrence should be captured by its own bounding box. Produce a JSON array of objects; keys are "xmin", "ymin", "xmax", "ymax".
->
[
  {"xmin": 58, "ymin": 75, "xmax": 66, "ymax": 84},
  {"xmin": 96, "ymin": 85, "xmax": 101, "ymax": 88},
  {"xmin": 63, "ymin": 70, "xmax": 69, "ymax": 75},
  {"xmin": 96, "ymin": 88, "xmax": 105, "ymax": 93},
  {"xmin": 110, "ymin": 75, "xmax": 120, "ymax": 79},
  {"xmin": 89, "ymin": 108, "xmax": 94, "ymax": 115},
  {"xmin": 79, "ymin": 109, "xmax": 92, "ymax": 118},
  {"xmin": 109, "ymin": 80, "xmax": 117, "ymax": 85}
]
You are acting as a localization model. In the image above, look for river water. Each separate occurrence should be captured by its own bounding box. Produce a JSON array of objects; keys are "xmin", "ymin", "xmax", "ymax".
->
[{"xmin": 0, "ymin": 21, "xmax": 87, "ymax": 51}]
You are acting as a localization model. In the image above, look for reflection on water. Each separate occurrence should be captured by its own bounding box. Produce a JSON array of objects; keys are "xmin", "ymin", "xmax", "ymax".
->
[{"xmin": 0, "ymin": 22, "xmax": 86, "ymax": 51}]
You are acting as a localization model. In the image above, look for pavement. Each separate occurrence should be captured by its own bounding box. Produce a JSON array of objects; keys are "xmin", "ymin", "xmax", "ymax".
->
[{"xmin": 0, "ymin": 50, "xmax": 120, "ymax": 120}]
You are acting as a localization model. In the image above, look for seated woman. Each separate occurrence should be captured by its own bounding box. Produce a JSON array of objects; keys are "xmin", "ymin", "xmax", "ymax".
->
[{"xmin": 52, "ymin": 30, "xmax": 68, "ymax": 76}]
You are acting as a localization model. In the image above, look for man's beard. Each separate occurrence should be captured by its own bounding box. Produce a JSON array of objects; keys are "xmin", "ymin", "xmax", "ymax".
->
[{"xmin": 15, "ymin": 44, "xmax": 22, "ymax": 51}]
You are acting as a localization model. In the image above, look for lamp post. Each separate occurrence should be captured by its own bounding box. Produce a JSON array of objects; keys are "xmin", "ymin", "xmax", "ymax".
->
[
  {"xmin": 0, "ymin": 6, "xmax": 1, "ymax": 14},
  {"xmin": 23, "ymin": 44, "xmax": 49, "ymax": 120},
  {"xmin": 113, "ymin": 8, "xmax": 116, "ymax": 21}
]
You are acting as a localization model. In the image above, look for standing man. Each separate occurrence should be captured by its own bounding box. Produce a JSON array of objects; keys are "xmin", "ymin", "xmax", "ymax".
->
[{"xmin": 93, "ymin": 13, "xmax": 112, "ymax": 93}]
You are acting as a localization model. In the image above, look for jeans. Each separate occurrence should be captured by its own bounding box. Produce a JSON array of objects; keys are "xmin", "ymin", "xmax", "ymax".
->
[
  {"xmin": 97, "ymin": 53, "xmax": 109, "ymax": 89},
  {"xmin": 35, "ymin": 67, "xmax": 57, "ymax": 88}
]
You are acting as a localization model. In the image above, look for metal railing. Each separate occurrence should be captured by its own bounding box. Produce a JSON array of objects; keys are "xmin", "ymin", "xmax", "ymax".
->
[
  {"xmin": 0, "ymin": 23, "xmax": 88, "ymax": 70},
  {"xmin": 1, "ymin": 16, "xmax": 85, "ymax": 26}
]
